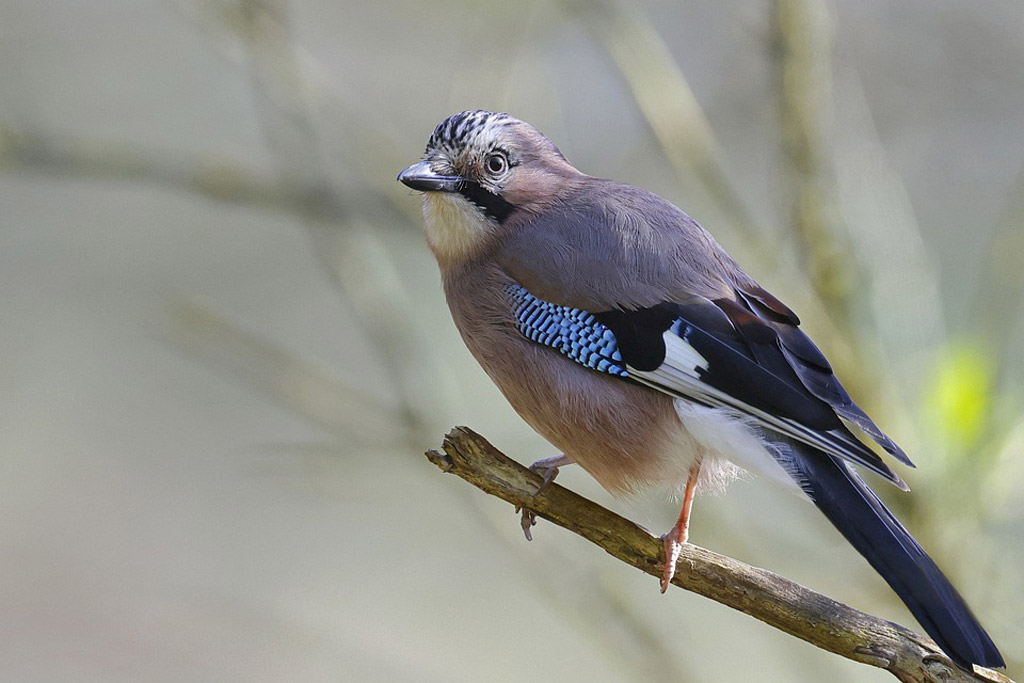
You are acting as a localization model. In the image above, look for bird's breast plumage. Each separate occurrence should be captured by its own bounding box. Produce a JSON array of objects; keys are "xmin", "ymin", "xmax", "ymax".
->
[{"xmin": 441, "ymin": 260, "xmax": 746, "ymax": 496}]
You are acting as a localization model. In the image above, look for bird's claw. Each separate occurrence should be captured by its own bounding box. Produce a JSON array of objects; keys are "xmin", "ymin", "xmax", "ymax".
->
[
  {"xmin": 516, "ymin": 465, "xmax": 551, "ymax": 541},
  {"xmin": 515, "ymin": 456, "xmax": 566, "ymax": 541},
  {"xmin": 660, "ymin": 534, "xmax": 684, "ymax": 593},
  {"xmin": 529, "ymin": 461, "xmax": 560, "ymax": 492},
  {"xmin": 517, "ymin": 506, "xmax": 538, "ymax": 541},
  {"xmin": 659, "ymin": 462, "xmax": 698, "ymax": 592}
]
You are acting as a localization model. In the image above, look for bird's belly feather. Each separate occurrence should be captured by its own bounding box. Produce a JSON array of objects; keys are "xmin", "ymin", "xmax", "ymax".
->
[
  {"xmin": 468, "ymin": 325, "xmax": 760, "ymax": 496},
  {"xmin": 444, "ymin": 264, "xmax": 787, "ymax": 497}
]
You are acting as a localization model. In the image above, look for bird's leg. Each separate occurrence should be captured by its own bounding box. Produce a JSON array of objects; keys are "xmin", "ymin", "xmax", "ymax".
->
[
  {"xmin": 529, "ymin": 454, "xmax": 571, "ymax": 489},
  {"xmin": 517, "ymin": 454, "xmax": 573, "ymax": 541},
  {"xmin": 660, "ymin": 462, "xmax": 701, "ymax": 593}
]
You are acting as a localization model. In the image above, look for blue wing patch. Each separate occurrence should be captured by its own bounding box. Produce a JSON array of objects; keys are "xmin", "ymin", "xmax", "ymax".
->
[{"xmin": 506, "ymin": 284, "xmax": 629, "ymax": 377}]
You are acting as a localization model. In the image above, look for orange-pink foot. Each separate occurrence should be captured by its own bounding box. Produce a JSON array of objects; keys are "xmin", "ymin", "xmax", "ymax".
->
[{"xmin": 659, "ymin": 462, "xmax": 700, "ymax": 592}]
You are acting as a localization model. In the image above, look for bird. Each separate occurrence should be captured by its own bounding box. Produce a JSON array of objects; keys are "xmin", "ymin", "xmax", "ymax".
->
[{"xmin": 397, "ymin": 109, "xmax": 1003, "ymax": 670}]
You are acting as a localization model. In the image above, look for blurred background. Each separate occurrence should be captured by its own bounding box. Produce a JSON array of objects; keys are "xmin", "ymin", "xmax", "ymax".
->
[{"xmin": 1, "ymin": 0, "xmax": 1022, "ymax": 680}]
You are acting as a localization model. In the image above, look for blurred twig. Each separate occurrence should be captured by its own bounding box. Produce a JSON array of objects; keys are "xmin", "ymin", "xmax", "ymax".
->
[
  {"xmin": 563, "ymin": 0, "xmax": 762, "ymax": 242},
  {"xmin": 974, "ymin": 165, "xmax": 1024, "ymax": 391},
  {"xmin": 171, "ymin": 0, "xmax": 419, "ymax": 217},
  {"xmin": 772, "ymin": 0, "xmax": 862, "ymax": 338},
  {"xmin": 0, "ymin": 123, "xmax": 398, "ymax": 220},
  {"xmin": 0, "ymin": 117, "xmax": 443, "ymax": 433},
  {"xmin": 830, "ymin": 72, "xmax": 948, "ymax": 401},
  {"xmin": 226, "ymin": 0, "xmax": 461, "ymax": 434},
  {"xmin": 430, "ymin": 427, "xmax": 1013, "ymax": 683},
  {"xmin": 166, "ymin": 300, "xmax": 404, "ymax": 443}
]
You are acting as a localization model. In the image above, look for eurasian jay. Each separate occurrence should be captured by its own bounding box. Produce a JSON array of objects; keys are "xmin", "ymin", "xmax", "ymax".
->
[{"xmin": 397, "ymin": 110, "xmax": 1003, "ymax": 670}]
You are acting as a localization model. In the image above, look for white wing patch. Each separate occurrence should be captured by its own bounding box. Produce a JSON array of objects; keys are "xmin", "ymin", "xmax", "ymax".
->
[{"xmin": 662, "ymin": 322, "xmax": 709, "ymax": 376}]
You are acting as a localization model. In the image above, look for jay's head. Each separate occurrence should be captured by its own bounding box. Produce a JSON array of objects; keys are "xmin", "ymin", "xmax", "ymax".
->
[{"xmin": 398, "ymin": 110, "xmax": 582, "ymax": 263}]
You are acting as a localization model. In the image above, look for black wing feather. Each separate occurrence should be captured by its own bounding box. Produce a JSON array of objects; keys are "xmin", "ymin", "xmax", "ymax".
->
[
  {"xmin": 597, "ymin": 297, "xmax": 904, "ymax": 486},
  {"xmin": 733, "ymin": 286, "xmax": 913, "ymax": 466},
  {"xmin": 671, "ymin": 301, "xmax": 839, "ymax": 430},
  {"xmin": 594, "ymin": 305, "xmax": 678, "ymax": 371},
  {"xmin": 779, "ymin": 440, "xmax": 1003, "ymax": 669}
]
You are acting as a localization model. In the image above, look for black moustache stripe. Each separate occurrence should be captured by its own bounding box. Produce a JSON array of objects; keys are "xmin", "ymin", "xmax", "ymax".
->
[{"xmin": 457, "ymin": 181, "xmax": 516, "ymax": 223}]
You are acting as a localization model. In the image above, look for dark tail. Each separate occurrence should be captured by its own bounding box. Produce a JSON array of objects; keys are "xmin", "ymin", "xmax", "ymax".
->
[{"xmin": 782, "ymin": 442, "xmax": 1003, "ymax": 669}]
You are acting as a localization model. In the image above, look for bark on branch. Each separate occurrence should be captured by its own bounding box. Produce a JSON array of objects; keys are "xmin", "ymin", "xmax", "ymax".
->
[{"xmin": 426, "ymin": 427, "xmax": 1012, "ymax": 683}]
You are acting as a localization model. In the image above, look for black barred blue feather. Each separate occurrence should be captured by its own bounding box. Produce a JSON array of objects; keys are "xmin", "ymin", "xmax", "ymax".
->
[{"xmin": 506, "ymin": 284, "xmax": 629, "ymax": 377}]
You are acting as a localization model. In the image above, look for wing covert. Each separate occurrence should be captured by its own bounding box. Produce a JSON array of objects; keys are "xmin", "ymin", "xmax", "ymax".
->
[{"xmin": 506, "ymin": 282, "xmax": 908, "ymax": 489}]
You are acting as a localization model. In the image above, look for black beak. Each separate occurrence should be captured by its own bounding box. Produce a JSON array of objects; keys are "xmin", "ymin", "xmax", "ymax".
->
[{"xmin": 397, "ymin": 161, "xmax": 464, "ymax": 192}]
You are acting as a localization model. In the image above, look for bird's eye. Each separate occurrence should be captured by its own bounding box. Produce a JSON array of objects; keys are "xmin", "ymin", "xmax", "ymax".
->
[{"xmin": 486, "ymin": 153, "xmax": 508, "ymax": 175}]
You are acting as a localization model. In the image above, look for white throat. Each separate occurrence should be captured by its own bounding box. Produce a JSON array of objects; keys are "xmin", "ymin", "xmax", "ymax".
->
[{"xmin": 422, "ymin": 193, "xmax": 495, "ymax": 262}]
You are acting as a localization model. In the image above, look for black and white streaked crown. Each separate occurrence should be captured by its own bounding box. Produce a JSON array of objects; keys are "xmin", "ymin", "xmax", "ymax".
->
[{"xmin": 425, "ymin": 110, "xmax": 516, "ymax": 156}]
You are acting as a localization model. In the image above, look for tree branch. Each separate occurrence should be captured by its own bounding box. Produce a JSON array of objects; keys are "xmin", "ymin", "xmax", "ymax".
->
[{"xmin": 426, "ymin": 427, "xmax": 1013, "ymax": 683}]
